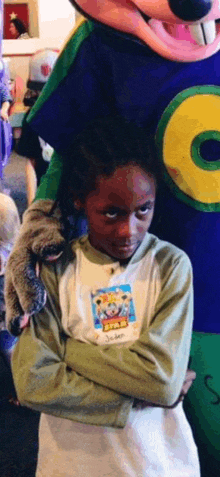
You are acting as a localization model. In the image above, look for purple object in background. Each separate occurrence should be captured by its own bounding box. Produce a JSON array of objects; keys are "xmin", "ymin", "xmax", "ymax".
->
[
  {"xmin": 0, "ymin": 119, "xmax": 12, "ymax": 176},
  {"xmin": 0, "ymin": 0, "xmax": 2, "ymax": 165},
  {"xmin": 0, "ymin": 0, "xmax": 13, "ymax": 176},
  {"xmin": 0, "ymin": 0, "xmax": 1, "ymax": 51},
  {"xmin": 1, "ymin": 119, "xmax": 12, "ymax": 168}
]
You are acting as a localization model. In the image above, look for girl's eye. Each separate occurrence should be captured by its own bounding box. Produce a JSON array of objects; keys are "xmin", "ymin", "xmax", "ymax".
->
[
  {"xmin": 105, "ymin": 211, "xmax": 118, "ymax": 219},
  {"xmin": 137, "ymin": 204, "xmax": 153, "ymax": 217},
  {"xmin": 104, "ymin": 207, "xmax": 121, "ymax": 219}
]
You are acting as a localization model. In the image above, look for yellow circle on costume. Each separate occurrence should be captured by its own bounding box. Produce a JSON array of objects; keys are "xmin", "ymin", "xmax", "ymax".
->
[
  {"xmin": 163, "ymin": 93, "xmax": 220, "ymax": 204},
  {"xmin": 155, "ymin": 86, "xmax": 220, "ymax": 210}
]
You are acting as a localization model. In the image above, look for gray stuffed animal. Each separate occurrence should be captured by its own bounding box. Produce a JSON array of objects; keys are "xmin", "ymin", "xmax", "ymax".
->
[{"xmin": 5, "ymin": 199, "xmax": 65, "ymax": 335}]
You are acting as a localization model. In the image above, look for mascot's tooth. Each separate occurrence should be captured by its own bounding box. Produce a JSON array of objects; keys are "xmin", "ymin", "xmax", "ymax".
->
[{"xmin": 189, "ymin": 21, "xmax": 216, "ymax": 46}]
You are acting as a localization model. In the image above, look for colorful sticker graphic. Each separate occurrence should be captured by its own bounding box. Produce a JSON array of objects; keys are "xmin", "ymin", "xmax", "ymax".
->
[
  {"xmin": 156, "ymin": 86, "xmax": 220, "ymax": 211},
  {"xmin": 91, "ymin": 285, "xmax": 136, "ymax": 333}
]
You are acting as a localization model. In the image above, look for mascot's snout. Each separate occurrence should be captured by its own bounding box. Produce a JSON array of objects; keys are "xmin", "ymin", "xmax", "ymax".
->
[
  {"xmin": 72, "ymin": 0, "xmax": 220, "ymax": 61},
  {"xmin": 169, "ymin": 0, "xmax": 213, "ymax": 21}
]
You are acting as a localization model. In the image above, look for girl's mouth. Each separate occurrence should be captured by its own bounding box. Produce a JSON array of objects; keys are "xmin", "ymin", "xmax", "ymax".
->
[{"xmin": 113, "ymin": 242, "xmax": 139, "ymax": 255}]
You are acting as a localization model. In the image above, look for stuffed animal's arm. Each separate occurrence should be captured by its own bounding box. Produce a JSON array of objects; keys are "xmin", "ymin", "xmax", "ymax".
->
[{"xmin": 5, "ymin": 198, "xmax": 66, "ymax": 336}]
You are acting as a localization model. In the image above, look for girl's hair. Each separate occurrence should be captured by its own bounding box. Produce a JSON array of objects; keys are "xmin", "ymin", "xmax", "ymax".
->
[
  {"xmin": 58, "ymin": 116, "xmax": 160, "ymax": 217},
  {"xmin": 10, "ymin": 18, "xmax": 28, "ymax": 36}
]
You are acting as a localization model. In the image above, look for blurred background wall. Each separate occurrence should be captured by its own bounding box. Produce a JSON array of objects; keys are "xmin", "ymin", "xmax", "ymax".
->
[{"xmin": 3, "ymin": 0, "xmax": 77, "ymax": 96}]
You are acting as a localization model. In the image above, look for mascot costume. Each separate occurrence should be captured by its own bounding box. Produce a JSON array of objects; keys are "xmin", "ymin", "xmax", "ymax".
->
[{"xmin": 5, "ymin": 0, "xmax": 220, "ymax": 473}]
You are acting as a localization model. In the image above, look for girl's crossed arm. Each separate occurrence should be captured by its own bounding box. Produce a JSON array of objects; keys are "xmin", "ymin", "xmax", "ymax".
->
[
  {"xmin": 11, "ymin": 293, "xmax": 132, "ymax": 428},
  {"xmin": 65, "ymin": 252, "xmax": 193, "ymax": 407},
  {"xmin": 12, "ymin": 249, "xmax": 193, "ymax": 423}
]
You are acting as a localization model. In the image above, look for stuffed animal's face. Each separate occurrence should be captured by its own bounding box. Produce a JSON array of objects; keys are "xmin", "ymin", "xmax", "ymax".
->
[{"xmin": 72, "ymin": 0, "xmax": 220, "ymax": 62}]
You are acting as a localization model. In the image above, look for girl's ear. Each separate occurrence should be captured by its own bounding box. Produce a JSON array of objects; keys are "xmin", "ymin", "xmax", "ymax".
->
[{"xmin": 74, "ymin": 199, "xmax": 83, "ymax": 210}]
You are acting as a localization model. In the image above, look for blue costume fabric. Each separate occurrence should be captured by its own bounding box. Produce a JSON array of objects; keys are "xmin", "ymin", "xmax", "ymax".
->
[{"xmin": 28, "ymin": 19, "xmax": 220, "ymax": 472}]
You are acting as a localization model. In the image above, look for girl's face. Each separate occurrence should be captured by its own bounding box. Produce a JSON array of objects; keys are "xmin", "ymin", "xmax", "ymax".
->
[{"xmin": 81, "ymin": 164, "xmax": 156, "ymax": 260}]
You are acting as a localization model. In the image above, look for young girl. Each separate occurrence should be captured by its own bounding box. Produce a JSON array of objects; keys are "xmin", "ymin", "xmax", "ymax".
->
[{"xmin": 11, "ymin": 117, "xmax": 200, "ymax": 476}]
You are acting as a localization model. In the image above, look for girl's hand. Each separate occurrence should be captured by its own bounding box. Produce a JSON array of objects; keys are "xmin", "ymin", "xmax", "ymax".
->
[
  {"xmin": 133, "ymin": 369, "xmax": 196, "ymax": 410},
  {"xmin": 179, "ymin": 369, "xmax": 196, "ymax": 399}
]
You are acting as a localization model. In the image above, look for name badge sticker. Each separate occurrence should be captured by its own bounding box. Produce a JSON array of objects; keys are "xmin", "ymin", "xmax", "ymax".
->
[{"xmin": 91, "ymin": 285, "xmax": 138, "ymax": 344}]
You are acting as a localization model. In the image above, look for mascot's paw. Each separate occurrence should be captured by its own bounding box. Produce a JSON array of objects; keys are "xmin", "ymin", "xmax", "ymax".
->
[{"xmin": 5, "ymin": 200, "xmax": 66, "ymax": 336}]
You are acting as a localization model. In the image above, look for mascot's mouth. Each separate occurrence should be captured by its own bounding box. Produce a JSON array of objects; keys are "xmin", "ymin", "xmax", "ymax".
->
[
  {"xmin": 139, "ymin": 9, "xmax": 220, "ymax": 47},
  {"xmin": 73, "ymin": 0, "xmax": 220, "ymax": 61},
  {"xmin": 188, "ymin": 19, "xmax": 220, "ymax": 45}
]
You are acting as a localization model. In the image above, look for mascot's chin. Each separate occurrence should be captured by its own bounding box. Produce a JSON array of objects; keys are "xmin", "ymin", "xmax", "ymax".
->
[{"xmin": 72, "ymin": 0, "xmax": 220, "ymax": 61}]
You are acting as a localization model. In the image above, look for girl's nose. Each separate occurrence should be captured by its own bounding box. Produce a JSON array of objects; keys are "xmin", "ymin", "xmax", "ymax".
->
[
  {"xmin": 117, "ymin": 216, "xmax": 136, "ymax": 239},
  {"xmin": 168, "ymin": 0, "xmax": 213, "ymax": 21}
]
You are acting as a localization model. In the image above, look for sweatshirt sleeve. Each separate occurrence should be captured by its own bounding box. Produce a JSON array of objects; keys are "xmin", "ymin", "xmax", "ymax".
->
[
  {"xmin": 11, "ymin": 261, "xmax": 132, "ymax": 428},
  {"xmin": 65, "ymin": 252, "xmax": 194, "ymax": 407}
]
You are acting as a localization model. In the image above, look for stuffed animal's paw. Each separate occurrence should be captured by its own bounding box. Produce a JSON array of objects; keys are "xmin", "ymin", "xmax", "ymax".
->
[{"xmin": 5, "ymin": 200, "xmax": 66, "ymax": 335}]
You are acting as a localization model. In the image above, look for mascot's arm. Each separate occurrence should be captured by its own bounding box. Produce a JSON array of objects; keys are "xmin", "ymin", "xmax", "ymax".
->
[
  {"xmin": 5, "ymin": 199, "xmax": 66, "ymax": 335},
  {"xmin": 35, "ymin": 150, "xmax": 63, "ymax": 201},
  {"xmin": 5, "ymin": 19, "xmax": 112, "ymax": 333},
  {"xmin": 5, "ymin": 151, "xmax": 64, "ymax": 334}
]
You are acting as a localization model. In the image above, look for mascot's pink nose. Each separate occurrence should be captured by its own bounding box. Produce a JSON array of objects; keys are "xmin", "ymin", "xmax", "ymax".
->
[{"xmin": 169, "ymin": 0, "xmax": 212, "ymax": 21}]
